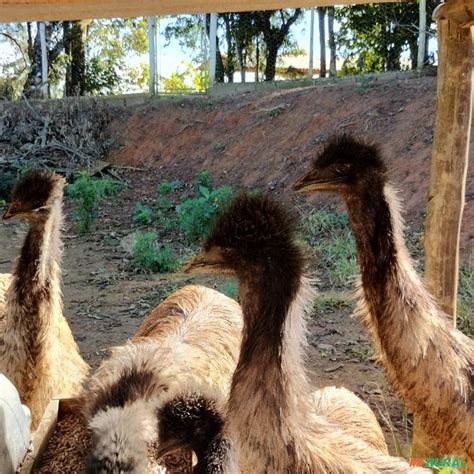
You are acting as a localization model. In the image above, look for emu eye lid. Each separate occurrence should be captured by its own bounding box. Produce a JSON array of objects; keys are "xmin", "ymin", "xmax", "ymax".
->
[{"xmin": 334, "ymin": 163, "xmax": 352, "ymax": 175}]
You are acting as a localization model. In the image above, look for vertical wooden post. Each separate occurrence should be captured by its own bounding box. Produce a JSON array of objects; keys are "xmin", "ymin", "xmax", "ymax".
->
[
  {"xmin": 308, "ymin": 8, "xmax": 315, "ymax": 80},
  {"xmin": 424, "ymin": 18, "xmax": 473, "ymax": 321},
  {"xmin": 415, "ymin": 5, "xmax": 473, "ymax": 459}
]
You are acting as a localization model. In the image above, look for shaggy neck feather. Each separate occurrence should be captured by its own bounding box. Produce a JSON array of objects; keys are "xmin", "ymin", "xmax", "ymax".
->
[
  {"xmin": 1, "ymin": 198, "xmax": 63, "ymax": 388},
  {"xmin": 228, "ymin": 263, "xmax": 314, "ymax": 470}
]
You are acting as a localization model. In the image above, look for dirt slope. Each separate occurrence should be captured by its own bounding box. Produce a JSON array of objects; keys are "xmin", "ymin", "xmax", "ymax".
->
[{"xmin": 108, "ymin": 76, "xmax": 473, "ymax": 252}]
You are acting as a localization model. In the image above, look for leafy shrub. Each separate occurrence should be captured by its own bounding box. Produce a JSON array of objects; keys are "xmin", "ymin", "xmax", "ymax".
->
[
  {"xmin": 67, "ymin": 173, "xmax": 122, "ymax": 234},
  {"xmin": 159, "ymin": 179, "xmax": 182, "ymax": 195},
  {"xmin": 196, "ymin": 170, "xmax": 213, "ymax": 190},
  {"xmin": 132, "ymin": 232, "xmax": 180, "ymax": 273},
  {"xmin": 177, "ymin": 184, "xmax": 233, "ymax": 242},
  {"xmin": 133, "ymin": 202, "xmax": 154, "ymax": 225}
]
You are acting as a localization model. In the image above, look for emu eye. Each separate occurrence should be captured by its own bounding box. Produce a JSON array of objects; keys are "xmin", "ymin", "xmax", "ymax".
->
[{"xmin": 334, "ymin": 163, "xmax": 352, "ymax": 175}]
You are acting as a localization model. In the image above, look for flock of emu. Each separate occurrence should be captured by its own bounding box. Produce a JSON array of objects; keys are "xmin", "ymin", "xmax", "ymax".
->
[{"xmin": 0, "ymin": 134, "xmax": 472, "ymax": 473}]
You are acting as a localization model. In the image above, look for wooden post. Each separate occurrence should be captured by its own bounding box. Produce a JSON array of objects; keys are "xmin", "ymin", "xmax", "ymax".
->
[
  {"xmin": 424, "ymin": 15, "xmax": 473, "ymax": 321},
  {"xmin": 415, "ymin": 3, "xmax": 473, "ymax": 459}
]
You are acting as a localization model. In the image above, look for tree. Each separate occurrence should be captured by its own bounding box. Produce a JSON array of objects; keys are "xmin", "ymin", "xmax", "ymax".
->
[
  {"xmin": 327, "ymin": 7, "xmax": 337, "ymax": 77},
  {"xmin": 336, "ymin": 2, "xmax": 438, "ymax": 74},
  {"xmin": 253, "ymin": 9, "xmax": 303, "ymax": 81},
  {"xmin": 23, "ymin": 22, "xmax": 64, "ymax": 98},
  {"xmin": 318, "ymin": 8, "xmax": 326, "ymax": 78},
  {"xmin": 0, "ymin": 23, "xmax": 29, "ymax": 99},
  {"xmin": 63, "ymin": 20, "xmax": 90, "ymax": 96},
  {"xmin": 85, "ymin": 17, "xmax": 149, "ymax": 94}
]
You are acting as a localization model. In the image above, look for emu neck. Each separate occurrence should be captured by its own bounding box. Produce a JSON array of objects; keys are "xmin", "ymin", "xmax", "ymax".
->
[
  {"xmin": 344, "ymin": 181, "xmax": 398, "ymax": 311},
  {"xmin": 228, "ymin": 261, "xmax": 305, "ymax": 469},
  {"xmin": 13, "ymin": 199, "xmax": 62, "ymax": 304},
  {"xmin": 1, "ymin": 198, "xmax": 63, "ymax": 385}
]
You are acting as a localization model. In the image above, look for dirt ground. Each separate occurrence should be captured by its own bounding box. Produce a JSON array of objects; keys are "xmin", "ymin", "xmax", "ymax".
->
[{"xmin": 1, "ymin": 76, "xmax": 472, "ymax": 457}]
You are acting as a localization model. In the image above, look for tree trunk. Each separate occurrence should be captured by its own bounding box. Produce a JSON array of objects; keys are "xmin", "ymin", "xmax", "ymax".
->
[
  {"xmin": 223, "ymin": 15, "xmax": 235, "ymax": 83},
  {"xmin": 255, "ymin": 35, "xmax": 260, "ymax": 82},
  {"xmin": 327, "ymin": 7, "xmax": 336, "ymax": 77},
  {"xmin": 23, "ymin": 23, "xmax": 44, "ymax": 98},
  {"xmin": 64, "ymin": 21, "xmax": 88, "ymax": 96},
  {"xmin": 215, "ymin": 43, "xmax": 225, "ymax": 83},
  {"xmin": 318, "ymin": 8, "xmax": 326, "ymax": 78},
  {"xmin": 264, "ymin": 43, "xmax": 279, "ymax": 81},
  {"xmin": 23, "ymin": 21, "xmax": 63, "ymax": 98}
]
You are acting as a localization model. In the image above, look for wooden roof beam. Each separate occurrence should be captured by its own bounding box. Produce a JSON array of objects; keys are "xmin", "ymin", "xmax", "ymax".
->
[{"xmin": 0, "ymin": 0, "xmax": 404, "ymax": 22}]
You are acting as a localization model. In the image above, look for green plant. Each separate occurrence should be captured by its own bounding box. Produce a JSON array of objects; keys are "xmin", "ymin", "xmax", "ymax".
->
[
  {"xmin": 133, "ymin": 202, "xmax": 154, "ymax": 225},
  {"xmin": 67, "ymin": 174, "xmax": 122, "ymax": 234},
  {"xmin": 177, "ymin": 180, "xmax": 233, "ymax": 242},
  {"xmin": 300, "ymin": 207, "xmax": 350, "ymax": 244},
  {"xmin": 458, "ymin": 260, "xmax": 474, "ymax": 337},
  {"xmin": 219, "ymin": 278, "xmax": 239, "ymax": 301},
  {"xmin": 300, "ymin": 207, "xmax": 358, "ymax": 289},
  {"xmin": 196, "ymin": 169, "xmax": 213, "ymax": 191},
  {"xmin": 132, "ymin": 232, "xmax": 180, "ymax": 273},
  {"xmin": 315, "ymin": 232, "xmax": 359, "ymax": 288}
]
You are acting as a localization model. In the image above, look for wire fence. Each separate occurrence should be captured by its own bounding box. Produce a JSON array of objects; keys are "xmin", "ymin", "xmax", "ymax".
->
[{"xmin": 0, "ymin": 3, "xmax": 439, "ymax": 99}]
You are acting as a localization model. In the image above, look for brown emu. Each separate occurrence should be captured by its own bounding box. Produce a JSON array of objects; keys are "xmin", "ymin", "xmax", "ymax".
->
[
  {"xmin": 84, "ymin": 285, "xmax": 241, "ymax": 473},
  {"xmin": 185, "ymin": 194, "xmax": 429, "ymax": 473},
  {"xmin": 0, "ymin": 170, "xmax": 89, "ymax": 429},
  {"xmin": 294, "ymin": 134, "xmax": 473, "ymax": 464}
]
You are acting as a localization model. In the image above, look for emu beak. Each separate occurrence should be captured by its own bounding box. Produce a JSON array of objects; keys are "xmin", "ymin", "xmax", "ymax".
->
[
  {"xmin": 183, "ymin": 247, "xmax": 232, "ymax": 275},
  {"xmin": 2, "ymin": 205, "xmax": 18, "ymax": 221},
  {"xmin": 293, "ymin": 169, "xmax": 342, "ymax": 193}
]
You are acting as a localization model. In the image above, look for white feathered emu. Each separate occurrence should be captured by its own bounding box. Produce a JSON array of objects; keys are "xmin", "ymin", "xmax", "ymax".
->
[
  {"xmin": 0, "ymin": 170, "xmax": 89, "ymax": 430},
  {"xmin": 185, "ymin": 193, "xmax": 429, "ymax": 474},
  {"xmin": 293, "ymin": 134, "xmax": 473, "ymax": 465},
  {"xmin": 84, "ymin": 284, "xmax": 242, "ymax": 474}
]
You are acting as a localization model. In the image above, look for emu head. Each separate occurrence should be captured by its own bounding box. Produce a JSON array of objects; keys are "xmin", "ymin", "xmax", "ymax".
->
[
  {"xmin": 3, "ymin": 170, "xmax": 65, "ymax": 222},
  {"xmin": 184, "ymin": 193, "xmax": 302, "ymax": 279},
  {"xmin": 293, "ymin": 134, "xmax": 387, "ymax": 195}
]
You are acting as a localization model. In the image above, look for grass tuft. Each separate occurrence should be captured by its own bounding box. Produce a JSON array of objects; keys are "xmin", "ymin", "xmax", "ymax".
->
[{"xmin": 132, "ymin": 231, "xmax": 180, "ymax": 273}]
